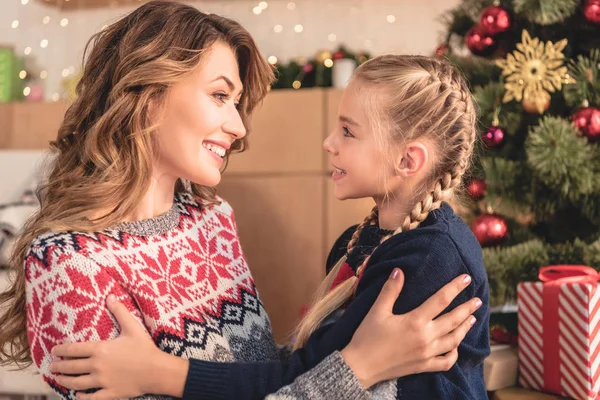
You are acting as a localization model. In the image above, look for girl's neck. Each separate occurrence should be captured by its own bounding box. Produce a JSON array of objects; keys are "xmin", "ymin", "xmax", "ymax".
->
[{"xmin": 373, "ymin": 194, "xmax": 410, "ymax": 231}]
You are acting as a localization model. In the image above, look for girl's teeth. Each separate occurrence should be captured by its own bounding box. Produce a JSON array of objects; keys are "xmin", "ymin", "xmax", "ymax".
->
[{"xmin": 335, "ymin": 168, "xmax": 346, "ymax": 174}]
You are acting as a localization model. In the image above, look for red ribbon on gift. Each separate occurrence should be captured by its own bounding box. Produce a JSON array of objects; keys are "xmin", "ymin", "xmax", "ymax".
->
[{"xmin": 538, "ymin": 265, "xmax": 600, "ymax": 394}]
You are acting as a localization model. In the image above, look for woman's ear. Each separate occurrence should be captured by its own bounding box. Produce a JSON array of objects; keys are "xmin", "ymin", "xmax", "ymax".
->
[{"xmin": 396, "ymin": 141, "xmax": 429, "ymax": 177}]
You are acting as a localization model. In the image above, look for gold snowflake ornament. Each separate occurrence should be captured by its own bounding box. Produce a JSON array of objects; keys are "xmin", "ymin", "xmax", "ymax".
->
[{"xmin": 496, "ymin": 30, "xmax": 573, "ymax": 114}]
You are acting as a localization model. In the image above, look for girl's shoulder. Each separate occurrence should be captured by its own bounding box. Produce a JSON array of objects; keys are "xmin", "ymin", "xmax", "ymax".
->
[{"xmin": 370, "ymin": 204, "xmax": 486, "ymax": 283}]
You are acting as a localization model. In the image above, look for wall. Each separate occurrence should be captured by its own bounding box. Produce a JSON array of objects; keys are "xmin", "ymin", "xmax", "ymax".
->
[
  {"xmin": 0, "ymin": 0, "xmax": 460, "ymax": 100},
  {"xmin": 0, "ymin": 88, "xmax": 374, "ymax": 342}
]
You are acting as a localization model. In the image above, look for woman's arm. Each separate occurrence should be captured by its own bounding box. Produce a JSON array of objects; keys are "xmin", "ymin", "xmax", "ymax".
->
[
  {"xmin": 51, "ymin": 267, "xmax": 477, "ymax": 400},
  {"xmin": 25, "ymin": 246, "xmax": 146, "ymax": 399}
]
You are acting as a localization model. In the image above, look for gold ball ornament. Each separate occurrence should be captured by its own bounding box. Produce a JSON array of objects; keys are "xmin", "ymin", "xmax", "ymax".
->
[{"xmin": 521, "ymin": 91, "xmax": 550, "ymax": 114}]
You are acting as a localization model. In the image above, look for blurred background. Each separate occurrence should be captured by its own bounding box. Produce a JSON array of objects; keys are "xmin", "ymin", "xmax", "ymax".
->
[{"xmin": 1, "ymin": 1, "xmax": 599, "ymax": 399}]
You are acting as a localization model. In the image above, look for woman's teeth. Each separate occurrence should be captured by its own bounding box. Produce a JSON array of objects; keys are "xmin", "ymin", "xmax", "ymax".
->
[
  {"xmin": 335, "ymin": 168, "xmax": 346, "ymax": 175},
  {"xmin": 203, "ymin": 143, "xmax": 226, "ymax": 157}
]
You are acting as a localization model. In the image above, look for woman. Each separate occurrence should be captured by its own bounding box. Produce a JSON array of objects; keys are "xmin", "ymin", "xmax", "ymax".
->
[{"xmin": 0, "ymin": 2, "xmax": 477, "ymax": 399}]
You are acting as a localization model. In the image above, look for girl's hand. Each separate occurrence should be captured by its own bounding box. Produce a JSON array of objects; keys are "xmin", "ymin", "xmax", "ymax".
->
[
  {"xmin": 340, "ymin": 269, "xmax": 480, "ymax": 388},
  {"xmin": 49, "ymin": 295, "xmax": 188, "ymax": 400}
]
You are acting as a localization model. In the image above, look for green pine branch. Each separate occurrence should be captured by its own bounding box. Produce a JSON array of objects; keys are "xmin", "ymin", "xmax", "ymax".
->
[
  {"xmin": 484, "ymin": 239, "xmax": 548, "ymax": 305},
  {"xmin": 526, "ymin": 116, "xmax": 597, "ymax": 201},
  {"xmin": 474, "ymin": 82, "xmax": 523, "ymax": 134},
  {"xmin": 512, "ymin": 0, "xmax": 579, "ymax": 25},
  {"xmin": 484, "ymin": 237, "xmax": 600, "ymax": 306},
  {"xmin": 583, "ymin": 237, "xmax": 600, "ymax": 267},
  {"xmin": 481, "ymin": 157, "xmax": 533, "ymax": 214},
  {"xmin": 564, "ymin": 49, "xmax": 600, "ymax": 108},
  {"xmin": 448, "ymin": 55, "xmax": 503, "ymax": 88}
]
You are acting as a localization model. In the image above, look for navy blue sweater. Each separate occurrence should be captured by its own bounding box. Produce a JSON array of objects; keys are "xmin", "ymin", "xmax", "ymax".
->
[{"xmin": 183, "ymin": 203, "xmax": 490, "ymax": 399}]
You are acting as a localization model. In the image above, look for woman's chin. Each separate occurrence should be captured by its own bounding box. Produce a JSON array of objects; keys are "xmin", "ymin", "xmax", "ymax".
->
[{"xmin": 188, "ymin": 171, "xmax": 222, "ymax": 188}]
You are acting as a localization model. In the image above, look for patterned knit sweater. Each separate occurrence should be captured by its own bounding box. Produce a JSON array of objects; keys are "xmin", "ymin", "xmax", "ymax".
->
[{"xmin": 25, "ymin": 192, "xmax": 366, "ymax": 399}]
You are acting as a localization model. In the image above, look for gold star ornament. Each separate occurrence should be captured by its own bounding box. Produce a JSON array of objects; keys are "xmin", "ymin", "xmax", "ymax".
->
[{"xmin": 496, "ymin": 30, "xmax": 574, "ymax": 114}]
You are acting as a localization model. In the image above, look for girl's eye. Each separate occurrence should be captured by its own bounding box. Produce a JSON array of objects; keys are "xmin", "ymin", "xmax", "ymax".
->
[{"xmin": 342, "ymin": 126, "xmax": 354, "ymax": 137}]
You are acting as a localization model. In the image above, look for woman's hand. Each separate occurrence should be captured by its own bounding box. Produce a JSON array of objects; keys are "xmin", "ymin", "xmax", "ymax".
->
[
  {"xmin": 49, "ymin": 295, "xmax": 188, "ymax": 400},
  {"xmin": 340, "ymin": 269, "xmax": 480, "ymax": 388}
]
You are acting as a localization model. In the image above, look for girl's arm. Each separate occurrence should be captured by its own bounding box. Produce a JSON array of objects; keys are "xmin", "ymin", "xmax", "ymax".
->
[{"xmin": 51, "ymin": 266, "xmax": 477, "ymax": 400}]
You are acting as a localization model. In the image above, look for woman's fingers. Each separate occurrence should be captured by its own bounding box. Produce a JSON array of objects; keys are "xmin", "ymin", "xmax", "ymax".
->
[
  {"xmin": 432, "ymin": 315, "xmax": 476, "ymax": 358},
  {"xmin": 55, "ymin": 374, "xmax": 99, "ymax": 391},
  {"xmin": 412, "ymin": 274, "xmax": 472, "ymax": 320},
  {"xmin": 49, "ymin": 358, "xmax": 94, "ymax": 375},
  {"xmin": 52, "ymin": 341, "xmax": 99, "ymax": 358},
  {"xmin": 369, "ymin": 268, "xmax": 405, "ymax": 315},
  {"xmin": 421, "ymin": 348, "xmax": 459, "ymax": 373},
  {"xmin": 106, "ymin": 295, "xmax": 146, "ymax": 335},
  {"xmin": 434, "ymin": 297, "xmax": 481, "ymax": 334}
]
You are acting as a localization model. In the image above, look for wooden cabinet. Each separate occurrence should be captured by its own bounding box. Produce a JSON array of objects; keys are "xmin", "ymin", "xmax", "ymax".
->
[{"xmin": 0, "ymin": 89, "xmax": 374, "ymax": 341}]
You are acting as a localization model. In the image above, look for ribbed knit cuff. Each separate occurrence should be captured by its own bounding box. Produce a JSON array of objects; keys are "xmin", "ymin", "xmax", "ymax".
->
[
  {"xmin": 265, "ymin": 351, "xmax": 370, "ymax": 400},
  {"xmin": 314, "ymin": 351, "xmax": 370, "ymax": 399},
  {"xmin": 182, "ymin": 359, "xmax": 231, "ymax": 400}
]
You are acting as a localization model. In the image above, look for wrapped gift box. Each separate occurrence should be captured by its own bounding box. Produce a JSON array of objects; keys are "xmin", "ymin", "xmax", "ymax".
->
[
  {"xmin": 485, "ymin": 344, "xmax": 519, "ymax": 391},
  {"xmin": 517, "ymin": 265, "xmax": 600, "ymax": 400}
]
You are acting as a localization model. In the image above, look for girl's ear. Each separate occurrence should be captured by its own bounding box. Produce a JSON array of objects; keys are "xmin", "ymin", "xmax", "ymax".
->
[{"xmin": 396, "ymin": 141, "xmax": 429, "ymax": 177}]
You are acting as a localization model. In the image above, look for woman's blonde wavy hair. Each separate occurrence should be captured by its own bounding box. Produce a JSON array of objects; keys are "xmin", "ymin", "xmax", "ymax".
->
[
  {"xmin": 0, "ymin": 0, "xmax": 274, "ymax": 367},
  {"xmin": 294, "ymin": 55, "xmax": 478, "ymax": 349}
]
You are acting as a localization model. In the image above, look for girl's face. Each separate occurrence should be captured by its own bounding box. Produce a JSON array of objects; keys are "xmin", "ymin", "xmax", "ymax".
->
[
  {"xmin": 323, "ymin": 85, "xmax": 393, "ymax": 201},
  {"xmin": 154, "ymin": 41, "xmax": 246, "ymax": 187}
]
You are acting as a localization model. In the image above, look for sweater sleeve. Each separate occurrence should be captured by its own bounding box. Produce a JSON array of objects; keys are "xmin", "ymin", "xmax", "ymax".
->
[
  {"xmin": 24, "ymin": 245, "xmax": 145, "ymax": 399},
  {"xmin": 264, "ymin": 352, "xmax": 372, "ymax": 400},
  {"xmin": 356, "ymin": 232, "xmax": 491, "ymax": 399},
  {"xmin": 182, "ymin": 231, "xmax": 489, "ymax": 400}
]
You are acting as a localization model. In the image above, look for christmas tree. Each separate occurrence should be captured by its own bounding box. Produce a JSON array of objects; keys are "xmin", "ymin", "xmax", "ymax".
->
[{"xmin": 438, "ymin": 0, "xmax": 600, "ymax": 306}]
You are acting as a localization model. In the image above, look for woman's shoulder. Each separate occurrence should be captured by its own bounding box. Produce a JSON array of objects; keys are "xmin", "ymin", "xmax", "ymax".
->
[{"xmin": 25, "ymin": 229, "xmax": 98, "ymax": 269}]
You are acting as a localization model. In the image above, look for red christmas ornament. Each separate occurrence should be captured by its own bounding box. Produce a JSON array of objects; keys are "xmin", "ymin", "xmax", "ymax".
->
[
  {"xmin": 471, "ymin": 214, "xmax": 508, "ymax": 246},
  {"xmin": 302, "ymin": 63, "xmax": 314, "ymax": 74},
  {"xmin": 572, "ymin": 106, "xmax": 600, "ymax": 142},
  {"xmin": 465, "ymin": 25, "xmax": 498, "ymax": 57},
  {"xmin": 584, "ymin": 0, "xmax": 600, "ymax": 24},
  {"xmin": 480, "ymin": 5, "xmax": 511, "ymax": 35},
  {"xmin": 467, "ymin": 178, "xmax": 487, "ymax": 200},
  {"xmin": 482, "ymin": 125, "xmax": 505, "ymax": 148},
  {"xmin": 332, "ymin": 50, "xmax": 346, "ymax": 60},
  {"xmin": 435, "ymin": 43, "xmax": 449, "ymax": 58}
]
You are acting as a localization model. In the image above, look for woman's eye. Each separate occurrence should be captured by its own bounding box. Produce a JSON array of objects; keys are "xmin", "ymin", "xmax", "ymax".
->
[
  {"xmin": 214, "ymin": 92, "xmax": 229, "ymax": 103},
  {"xmin": 342, "ymin": 126, "xmax": 354, "ymax": 137}
]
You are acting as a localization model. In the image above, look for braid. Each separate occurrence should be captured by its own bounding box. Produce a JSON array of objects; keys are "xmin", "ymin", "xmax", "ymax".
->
[
  {"xmin": 295, "ymin": 54, "xmax": 479, "ymax": 350},
  {"xmin": 346, "ymin": 206, "xmax": 378, "ymax": 254}
]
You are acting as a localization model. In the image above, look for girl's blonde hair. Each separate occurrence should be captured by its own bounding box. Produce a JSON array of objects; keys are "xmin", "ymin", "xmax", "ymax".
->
[
  {"xmin": 294, "ymin": 55, "xmax": 478, "ymax": 349},
  {"xmin": 0, "ymin": 1, "xmax": 274, "ymax": 367}
]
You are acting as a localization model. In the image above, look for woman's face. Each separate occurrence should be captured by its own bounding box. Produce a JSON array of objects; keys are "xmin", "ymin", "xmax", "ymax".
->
[{"xmin": 154, "ymin": 41, "xmax": 246, "ymax": 187}]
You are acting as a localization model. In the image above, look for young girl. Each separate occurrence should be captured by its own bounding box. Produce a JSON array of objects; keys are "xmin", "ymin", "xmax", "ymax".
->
[
  {"xmin": 48, "ymin": 54, "xmax": 489, "ymax": 399},
  {"xmin": 0, "ymin": 2, "xmax": 477, "ymax": 399}
]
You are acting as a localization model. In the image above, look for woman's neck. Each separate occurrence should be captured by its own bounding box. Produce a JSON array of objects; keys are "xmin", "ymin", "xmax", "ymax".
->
[{"xmin": 126, "ymin": 172, "xmax": 177, "ymax": 222}]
